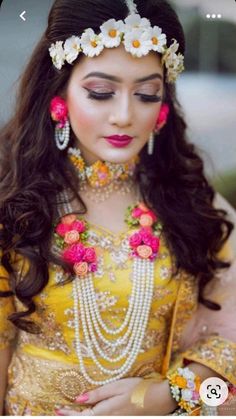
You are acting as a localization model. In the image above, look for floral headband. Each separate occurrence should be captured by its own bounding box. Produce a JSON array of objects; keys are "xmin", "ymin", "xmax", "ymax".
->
[{"xmin": 48, "ymin": 1, "xmax": 184, "ymax": 83}]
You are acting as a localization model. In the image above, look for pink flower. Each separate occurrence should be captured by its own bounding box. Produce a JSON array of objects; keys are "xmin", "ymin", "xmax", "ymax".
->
[
  {"xmin": 56, "ymin": 223, "xmax": 71, "ymax": 237},
  {"xmin": 157, "ymin": 103, "xmax": 170, "ymax": 125},
  {"xmin": 73, "ymin": 262, "xmax": 88, "ymax": 277},
  {"xmin": 142, "ymin": 233, "xmax": 153, "ymax": 246},
  {"xmin": 61, "ymin": 214, "xmax": 77, "ymax": 224},
  {"xmin": 229, "ymin": 385, "xmax": 236, "ymax": 395},
  {"xmin": 50, "ymin": 96, "xmax": 68, "ymax": 126},
  {"xmin": 131, "ymin": 208, "xmax": 143, "ymax": 218},
  {"xmin": 140, "ymin": 227, "xmax": 152, "ymax": 237},
  {"xmin": 138, "ymin": 202, "xmax": 149, "ymax": 212},
  {"xmin": 71, "ymin": 220, "xmax": 86, "ymax": 233},
  {"xmin": 89, "ymin": 263, "xmax": 97, "ymax": 273},
  {"xmin": 192, "ymin": 391, "xmax": 200, "ymax": 401},
  {"xmin": 63, "ymin": 243, "xmax": 85, "ymax": 264},
  {"xmin": 129, "ymin": 232, "xmax": 142, "ymax": 248},
  {"xmin": 140, "ymin": 214, "xmax": 153, "ymax": 227},
  {"xmin": 151, "ymin": 237, "xmax": 160, "ymax": 252},
  {"xmin": 84, "ymin": 247, "xmax": 97, "ymax": 263},
  {"xmin": 146, "ymin": 210, "xmax": 157, "ymax": 222},
  {"xmin": 64, "ymin": 230, "xmax": 80, "ymax": 245}
]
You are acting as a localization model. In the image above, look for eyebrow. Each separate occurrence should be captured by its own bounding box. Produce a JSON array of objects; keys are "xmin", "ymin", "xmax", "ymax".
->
[{"xmin": 82, "ymin": 71, "xmax": 163, "ymax": 83}]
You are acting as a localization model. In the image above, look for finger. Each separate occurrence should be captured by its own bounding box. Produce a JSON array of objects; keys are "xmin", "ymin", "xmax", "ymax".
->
[
  {"xmin": 56, "ymin": 408, "xmax": 79, "ymax": 415},
  {"xmin": 75, "ymin": 381, "xmax": 123, "ymax": 405}
]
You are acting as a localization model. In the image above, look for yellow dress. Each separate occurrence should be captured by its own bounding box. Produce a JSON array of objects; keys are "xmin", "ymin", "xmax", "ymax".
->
[{"xmin": 0, "ymin": 220, "xmax": 236, "ymax": 416}]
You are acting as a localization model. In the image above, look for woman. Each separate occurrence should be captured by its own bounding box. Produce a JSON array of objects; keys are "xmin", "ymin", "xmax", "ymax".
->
[{"xmin": 0, "ymin": 0, "xmax": 235, "ymax": 415}]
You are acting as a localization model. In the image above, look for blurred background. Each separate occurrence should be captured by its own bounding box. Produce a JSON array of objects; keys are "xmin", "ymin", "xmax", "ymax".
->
[
  {"xmin": 171, "ymin": 0, "xmax": 236, "ymax": 212},
  {"xmin": 0, "ymin": 0, "xmax": 235, "ymax": 211}
]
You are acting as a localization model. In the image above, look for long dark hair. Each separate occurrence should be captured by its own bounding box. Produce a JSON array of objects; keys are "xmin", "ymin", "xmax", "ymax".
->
[{"xmin": 0, "ymin": 0, "xmax": 233, "ymax": 332}]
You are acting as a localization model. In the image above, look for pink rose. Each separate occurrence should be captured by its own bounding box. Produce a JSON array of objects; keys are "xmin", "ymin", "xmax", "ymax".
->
[
  {"xmin": 55, "ymin": 223, "xmax": 71, "ymax": 237},
  {"xmin": 139, "ymin": 229, "xmax": 153, "ymax": 246},
  {"xmin": 146, "ymin": 210, "xmax": 157, "ymax": 222},
  {"xmin": 71, "ymin": 220, "xmax": 86, "ymax": 233},
  {"xmin": 64, "ymin": 230, "xmax": 80, "ymax": 245},
  {"xmin": 140, "ymin": 214, "xmax": 153, "ymax": 227},
  {"xmin": 50, "ymin": 96, "xmax": 68, "ymax": 125},
  {"xmin": 63, "ymin": 243, "xmax": 85, "ymax": 264},
  {"xmin": 151, "ymin": 237, "xmax": 160, "ymax": 252},
  {"xmin": 61, "ymin": 214, "xmax": 77, "ymax": 225},
  {"xmin": 84, "ymin": 247, "xmax": 97, "ymax": 263},
  {"xmin": 131, "ymin": 208, "xmax": 143, "ymax": 218},
  {"xmin": 140, "ymin": 227, "xmax": 152, "ymax": 236},
  {"xmin": 129, "ymin": 232, "xmax": 142, "ymax": 248},
  {"xmin": 138, "ymin": 202, "xmax": 149, "ymax": 212},
  {"xmin": 73, "ymin": 262, "xmax": 88, "ymax": 277}
]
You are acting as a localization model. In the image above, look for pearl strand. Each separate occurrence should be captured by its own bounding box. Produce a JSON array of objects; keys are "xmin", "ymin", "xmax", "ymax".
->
[
  {"xmin": 73, "ymin": 258, "xmax": 154, "ymax": 384},
  {"xmin": 86, "ymin": 270, "xmax": 138, "ymax": 337},
  {"xmin": 61, "ymin": 191, "xmax": 155, "ymax": 385},
  {"xmin": 80, "ymin": 268, "xmax": 144, "ymax": 362}
]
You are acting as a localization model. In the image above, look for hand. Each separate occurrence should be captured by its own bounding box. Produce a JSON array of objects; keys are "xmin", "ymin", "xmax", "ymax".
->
[{"xmin": 56, "ymin": 377, "xmax": 157, "ymax": 416}]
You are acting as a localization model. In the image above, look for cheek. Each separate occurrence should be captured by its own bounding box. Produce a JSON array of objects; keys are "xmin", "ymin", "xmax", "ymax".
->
[
  {"xmin": 67, "ymin": 88, "xmax": 97, "ymax": 129},
  {"xmin": 139, "ymin": 104, "xmax": 161, "ymax": 133}
]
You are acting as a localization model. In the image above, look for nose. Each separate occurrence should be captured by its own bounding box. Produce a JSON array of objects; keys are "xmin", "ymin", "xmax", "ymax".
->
[{"xmin": 108, "ymin": 92, "xmax": 133, "ymax": 128}]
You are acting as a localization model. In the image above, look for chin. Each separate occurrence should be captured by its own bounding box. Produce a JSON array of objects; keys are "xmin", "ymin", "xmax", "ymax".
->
[{"xmin": 98, "ymin": 147, "xmax": 140, "ymax": 164}]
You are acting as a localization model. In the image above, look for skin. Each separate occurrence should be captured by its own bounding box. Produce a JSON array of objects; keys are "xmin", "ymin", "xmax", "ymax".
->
[{"xmin": 66, "ymin": 44, "xmax": 165, "ymax": 165}]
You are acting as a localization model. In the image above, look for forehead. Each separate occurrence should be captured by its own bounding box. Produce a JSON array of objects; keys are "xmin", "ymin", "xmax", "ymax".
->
[{"xmin": 70, "ymin": 44, "xmax": 164, "ymax": 82}]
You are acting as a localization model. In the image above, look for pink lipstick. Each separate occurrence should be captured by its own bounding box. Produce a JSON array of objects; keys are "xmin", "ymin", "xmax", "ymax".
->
[{"xmin": 105, "ymin": 135, "xmax": 133, "ymax": 148}]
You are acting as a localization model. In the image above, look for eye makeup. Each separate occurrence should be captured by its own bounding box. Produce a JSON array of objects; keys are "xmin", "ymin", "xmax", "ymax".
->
[{"xmin": 83, "ymin": 87, "xmax": 162, "ymax": 103}]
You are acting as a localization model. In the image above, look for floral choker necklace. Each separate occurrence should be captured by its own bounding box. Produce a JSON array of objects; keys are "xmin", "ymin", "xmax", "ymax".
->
[{"xmin": 68, "ymin": 147, "xmax": 139, "ymax": 202}]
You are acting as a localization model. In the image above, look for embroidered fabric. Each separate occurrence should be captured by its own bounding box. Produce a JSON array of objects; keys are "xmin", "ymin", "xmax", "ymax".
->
[{"xmin": 1, "ymin": 213, "xmax": 236, "ymax": 415}]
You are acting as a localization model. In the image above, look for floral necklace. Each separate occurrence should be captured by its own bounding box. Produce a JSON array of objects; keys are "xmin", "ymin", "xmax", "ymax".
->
[
  {"xmin": 68, "ymin": 147, "xmax": 139, "ymax": 203},
  {"xmin": 55, "ymin": 191, "xmax": 162, "ymax": 385}
]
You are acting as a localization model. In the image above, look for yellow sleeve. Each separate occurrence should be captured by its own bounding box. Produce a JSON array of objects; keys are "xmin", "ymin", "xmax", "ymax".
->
[
  {"xmin": 0, "ymin": 251, "xmax": 17, "ymax": 350},
  {"xmin": 171, "ymin": 252, "xmax": 236, "ymax": 385}
]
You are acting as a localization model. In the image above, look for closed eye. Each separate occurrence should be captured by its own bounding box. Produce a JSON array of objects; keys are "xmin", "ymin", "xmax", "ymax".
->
[{"xmin": 84, "ymin": 88, "xmax": 162, "ymax": 103}]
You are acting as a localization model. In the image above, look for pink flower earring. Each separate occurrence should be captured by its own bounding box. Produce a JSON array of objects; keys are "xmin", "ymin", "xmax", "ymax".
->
[
  {"xmin": 50, "ymin": 96, "xmax": 70, "ymax": 150},
  {"xmin": 148, "ymin": 103, "xmax": 170, "ymax": 155}
]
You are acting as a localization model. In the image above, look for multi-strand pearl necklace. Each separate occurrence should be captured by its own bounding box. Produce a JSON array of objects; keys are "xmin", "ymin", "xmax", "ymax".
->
[{"xmin": 58, "ymin": 190, "xmax": 158, "ymax": 385}]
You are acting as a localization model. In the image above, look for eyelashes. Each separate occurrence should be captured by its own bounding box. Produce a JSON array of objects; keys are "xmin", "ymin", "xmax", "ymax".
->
[{"xmin": 84, "ymin": 88, "xmax": 162, "ymax": 103}]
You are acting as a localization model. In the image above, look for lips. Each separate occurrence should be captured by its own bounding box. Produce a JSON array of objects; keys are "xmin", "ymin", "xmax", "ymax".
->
[
  {"xmin": 105, "ymin": 135, "xmax": 134, "ymax": 148},
  {"xmin": 107, "ymin": 135, "xmax": 133, "ymax": 141}
]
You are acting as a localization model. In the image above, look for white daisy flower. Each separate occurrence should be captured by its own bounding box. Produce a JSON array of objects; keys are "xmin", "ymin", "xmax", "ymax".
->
[
  {"xmin": 182, "ymin": 369, "xmax": 195, "ymax": 380},
  {"xmin": 49, "ymin": 41, "xmax": 65, "ymax": 70},
  {"xmin": 150, "ymin": 26, "xmax": 167, "ymax": 53},
  {"xmin": 80, "ymin": 28, "xmax": 104, "ymax": 57},
  {"xmin": 123, "ymin": 28, "xmax": 152, "ymax": 57},
  {"xmin": 181, "ymin": 389, "xmax": 193, "ymax": 402},
  {"xmin": 124, "ymin": 14, "xmax": 151, "ymax": 30},
  {"xmin": 64, "ymin": 36, "xmax": 81, "ymax": 64},
  {"xmin": 100, "ymin": 19, "xmax": 124, "ymax": 48},
  {"xmin": 171, "ymin": 385, "xmax": 181, "ymax": 401}
]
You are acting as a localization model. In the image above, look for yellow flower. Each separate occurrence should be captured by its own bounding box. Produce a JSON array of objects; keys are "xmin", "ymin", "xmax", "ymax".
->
[{"xmin": 173, "ymin": 376, "xmax": 187, "ymax": 388}]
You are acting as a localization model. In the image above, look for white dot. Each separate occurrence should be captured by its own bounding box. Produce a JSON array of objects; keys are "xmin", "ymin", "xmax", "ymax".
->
[
  {"xmin": 206, "ymin": 14, "xmax": 211, "ymax": 19},
  {"xmin": 212, "ymin": 14, "xmax": 216, "ymax": 18},
  {"xmin": 217, "ymin": 14, "xmax": 222, "ymax": 18}
]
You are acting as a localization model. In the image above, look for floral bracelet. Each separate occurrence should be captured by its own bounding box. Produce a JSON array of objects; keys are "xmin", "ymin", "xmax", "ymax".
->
[{"xmin": 167, "ymin": 367, "xmax": 202, "ymax": 414}]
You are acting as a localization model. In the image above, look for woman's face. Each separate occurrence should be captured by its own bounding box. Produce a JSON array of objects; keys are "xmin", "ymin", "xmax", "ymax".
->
[{"xmin": 66, "ymin": 44, "xmax": 164, "ymax": 164}]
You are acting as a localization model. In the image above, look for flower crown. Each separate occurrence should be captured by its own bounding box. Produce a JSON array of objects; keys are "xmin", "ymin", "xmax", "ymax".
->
[{"xmin": 48, "ymin": 10, "xmax": 184, "ymax": 83}]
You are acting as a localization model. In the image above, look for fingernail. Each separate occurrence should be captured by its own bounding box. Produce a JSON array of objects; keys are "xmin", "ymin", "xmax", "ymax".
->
[
  {"xmin": 75, "ymin": 393, "xmax": 89, "ymax": 403},
  {"xmin": 55, "ymin": 410, "xmax": 64, "ymax": 416}
]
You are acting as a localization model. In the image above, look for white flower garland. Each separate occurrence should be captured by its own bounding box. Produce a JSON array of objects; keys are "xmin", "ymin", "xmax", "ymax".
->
[{"xmin": 49, "ymin": 13, "xmax": 184, "ymax": 83}]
